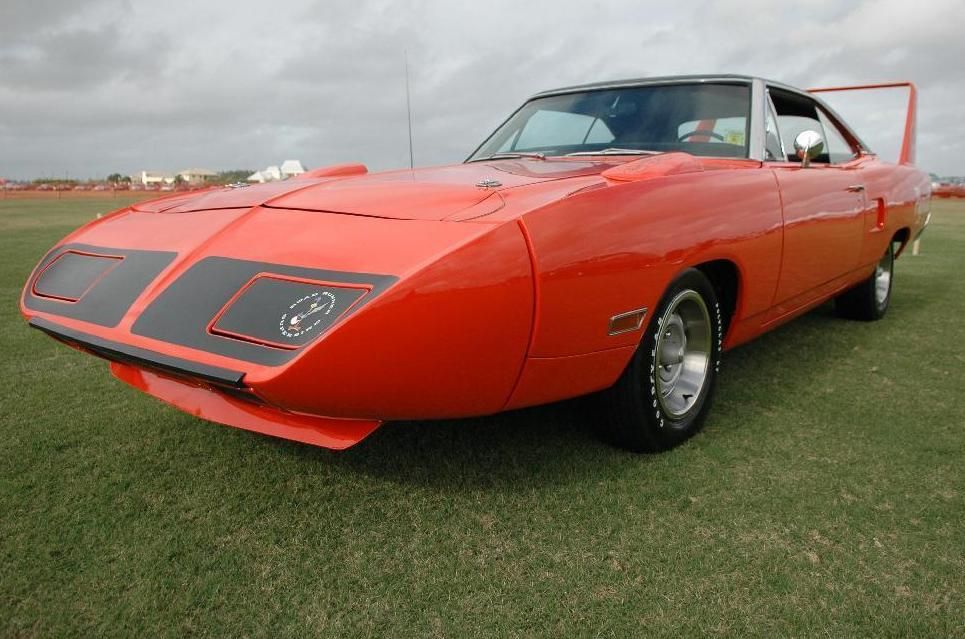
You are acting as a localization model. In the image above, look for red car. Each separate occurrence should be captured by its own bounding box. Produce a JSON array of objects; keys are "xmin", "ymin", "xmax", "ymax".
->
[
  {"xmin": 21, "ymin": 75, "xmax": 930, "ymax": 452},
  {"xmin": 932, "ymin": 182, "xmax": 965, "ymax": 198}
]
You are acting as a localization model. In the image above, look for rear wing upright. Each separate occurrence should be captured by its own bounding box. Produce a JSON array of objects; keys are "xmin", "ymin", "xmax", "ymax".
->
[{"xmin": 808, "ymin": 82, "xmax": 918, "ymax": 165}]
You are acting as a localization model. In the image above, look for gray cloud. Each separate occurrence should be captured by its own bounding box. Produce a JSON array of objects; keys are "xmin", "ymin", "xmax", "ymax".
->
[
  {"xmin": 0, "ymin": 0, "xmax": 961, "ymax": 179},
  {"xmin": 0, "ymin": 0, "xmax": 116, "ymax": 41},
  {"xmin": 0, "ymin": 23, "xmax": 169, "ymax": 92}
]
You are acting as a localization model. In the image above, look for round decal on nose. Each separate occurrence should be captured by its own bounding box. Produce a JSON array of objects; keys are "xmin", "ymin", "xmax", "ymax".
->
[
  {"xmin": 211, "ymin": 275, "xmax": 368, "ymax": 348},
  {"xmin": 279, "ymin": 290, "xmax": 338, "ymax": 339}
]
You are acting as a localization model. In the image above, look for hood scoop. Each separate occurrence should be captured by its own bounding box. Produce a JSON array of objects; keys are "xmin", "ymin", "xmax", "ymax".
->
[{"xmin": 600, "ymin": 152, "xmax": 703, "ymax": 183}]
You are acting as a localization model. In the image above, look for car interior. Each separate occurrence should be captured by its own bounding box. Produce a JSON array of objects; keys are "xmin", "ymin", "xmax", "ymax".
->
[
  {"xmin": 768, "ymin": 88, "xmax": 859, "ymax": 164},
  {"xmin": 482, "ymin": 83, "xmax": 753, "ymax": 159}
]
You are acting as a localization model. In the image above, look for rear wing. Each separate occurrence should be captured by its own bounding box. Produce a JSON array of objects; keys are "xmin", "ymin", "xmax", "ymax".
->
[{"xmin": 808, "ymin": 82, "xmax": 917, "ymax": 165}]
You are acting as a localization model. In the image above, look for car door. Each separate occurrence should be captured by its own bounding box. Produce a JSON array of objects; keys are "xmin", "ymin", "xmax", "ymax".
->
[{"xmin": 766, "ymin": 87, "xmax": 866, "ymax": 316}]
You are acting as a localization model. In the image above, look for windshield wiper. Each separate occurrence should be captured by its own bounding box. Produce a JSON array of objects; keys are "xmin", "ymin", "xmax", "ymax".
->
[
  {"xmin": 467, "ymin": 152, "xmax": 546, "ymax": 163},
  {"xmin": 565, "ymin": 148, "xmax": 658, "ymax": 156}
]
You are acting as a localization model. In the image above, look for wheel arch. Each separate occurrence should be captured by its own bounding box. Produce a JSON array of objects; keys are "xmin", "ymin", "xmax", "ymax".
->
[
  {"xmin": 692, "ymin": 259, "xmax": 741, "ymax": 341},
  {"xmin": 892, "ymin": 227, "xmax": 911, "ymax": 258}
]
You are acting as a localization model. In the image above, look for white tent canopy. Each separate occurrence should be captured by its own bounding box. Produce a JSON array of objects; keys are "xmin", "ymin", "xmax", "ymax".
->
[{"xmin": 248, "ymin": 161, "xmax": 305, "ymax": 183}]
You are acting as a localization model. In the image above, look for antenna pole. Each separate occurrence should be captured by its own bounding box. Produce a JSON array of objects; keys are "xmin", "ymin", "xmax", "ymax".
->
[{"xmin": 405, "ymin": 50, "xmax": 414, "ymax": 169}]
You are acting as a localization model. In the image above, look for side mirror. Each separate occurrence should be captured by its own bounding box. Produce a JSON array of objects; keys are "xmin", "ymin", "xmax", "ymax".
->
[{"xmin": 794, "ymin": 130, "xmax": 824, "ymax": 168}]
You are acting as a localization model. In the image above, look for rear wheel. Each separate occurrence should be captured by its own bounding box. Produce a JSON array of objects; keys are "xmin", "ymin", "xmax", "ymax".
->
[
  {"xmin": 601, "ymin": 269, "xmax": 722, "ymax": 452},
  {"xmin": 834, "ymin": 243, "xmax": 894, "ymax": 321}
]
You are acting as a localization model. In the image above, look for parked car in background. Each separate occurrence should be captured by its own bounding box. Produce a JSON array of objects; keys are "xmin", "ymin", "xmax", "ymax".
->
[{"xmin": 933, "ymin": 182, "xmax": 965, "ymax": 198}]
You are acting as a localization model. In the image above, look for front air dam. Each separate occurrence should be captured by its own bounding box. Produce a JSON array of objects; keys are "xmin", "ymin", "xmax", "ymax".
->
[{"xmin": 111, "ymin": 362, "xmax": 381, "ymax": 449}]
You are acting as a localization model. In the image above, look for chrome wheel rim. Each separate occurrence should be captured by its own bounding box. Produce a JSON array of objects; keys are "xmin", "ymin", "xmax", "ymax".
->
[
  {"xmin": 654, "ymin": 290, "xmax": 711, "ymax": 418},
  {"xmin": 874, "ymin": 248, "xmax": 892, "ymax": 307}
]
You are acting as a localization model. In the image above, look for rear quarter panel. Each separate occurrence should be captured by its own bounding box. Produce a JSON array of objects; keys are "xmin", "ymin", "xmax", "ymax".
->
[{"xmin": 857, "ymin": 158, "xmax": 931, "ymax": 264}]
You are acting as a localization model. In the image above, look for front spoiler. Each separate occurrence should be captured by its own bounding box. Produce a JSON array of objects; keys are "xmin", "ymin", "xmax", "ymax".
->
[
  {"xmin": 30, "ymin": 317, "xmax": 245, "ymax": 387},
  {"xmin": 29, "ymin": 317, "xmax": 382, "ymax": 450}
]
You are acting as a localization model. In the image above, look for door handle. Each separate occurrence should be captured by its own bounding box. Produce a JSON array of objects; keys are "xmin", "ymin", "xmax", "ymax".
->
[{"xmin": 846, "ymin": 184, "xmax": 865, "ymax": 192}]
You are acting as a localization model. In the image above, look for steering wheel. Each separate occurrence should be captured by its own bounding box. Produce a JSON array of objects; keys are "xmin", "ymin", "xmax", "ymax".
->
[{"xmin": 678, "ymin": 129, "xmax": 725, "ymax": 142}]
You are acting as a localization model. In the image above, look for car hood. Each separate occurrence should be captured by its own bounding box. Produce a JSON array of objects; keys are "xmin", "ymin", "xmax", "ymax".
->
[{"xmin": 131, "ymin": 160, "xmax": 610, "ymax": 221}]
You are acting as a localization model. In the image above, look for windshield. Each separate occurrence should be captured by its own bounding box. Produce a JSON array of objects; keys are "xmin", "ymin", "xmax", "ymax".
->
[{"xmin": 468, "ymin": 82, "xmax": 751, "ymax": 160}]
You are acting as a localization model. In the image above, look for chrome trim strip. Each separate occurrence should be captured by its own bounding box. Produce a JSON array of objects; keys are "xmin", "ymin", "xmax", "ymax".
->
[
  {"xmin": 764, "ymin": 88, "xmax": 787, "ymax": 161},
  {"xmin": 748, "ymin": 79, "xmax": 766, "ymax": 162},
  {"xmin": 532, "ymin": 74, "xmax": 757, "ymax": 99},
  {"xmin": 608, "ymin": 307, "xmax": 649, "ymax": 336}
]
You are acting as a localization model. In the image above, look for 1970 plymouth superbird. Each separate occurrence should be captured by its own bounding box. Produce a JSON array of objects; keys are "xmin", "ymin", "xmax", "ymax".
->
[{"xmin": 22, "ymin": 75, "xmax": 930, "ymax": 451}]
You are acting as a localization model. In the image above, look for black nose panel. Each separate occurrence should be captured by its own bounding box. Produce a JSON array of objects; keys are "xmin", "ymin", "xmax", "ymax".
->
[
  {"xmin": 131, "ymin": 257, "xmax": 396, "ymax": 366},
  {"xmin": 24, "ymin": 244, "xmax": 176, "ymax": 327}
]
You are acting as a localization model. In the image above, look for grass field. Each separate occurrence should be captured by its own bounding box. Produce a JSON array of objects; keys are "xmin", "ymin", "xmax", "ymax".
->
[{"xmin": 1, "ymin": 196, "xmax": 962, "ymax": 637}]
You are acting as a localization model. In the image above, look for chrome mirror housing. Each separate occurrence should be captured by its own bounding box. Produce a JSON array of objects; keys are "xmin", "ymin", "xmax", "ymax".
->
[{"xmin": 794, "ymin": 130, "xmax": 824, "ymax": 168}]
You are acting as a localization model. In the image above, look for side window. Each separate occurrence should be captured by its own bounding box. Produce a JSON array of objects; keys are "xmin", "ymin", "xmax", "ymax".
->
[
  {"xmin": 764, "ymin": 96, "xmax": 784, "ymax": 161},
  {"xmin": 776, "ymin": 115, "xmax": 824, "ymax": 162},
  {"xmin": 513, "ymin": 110, "xmax": 613, "ymax": 150},
  {"xmin": 769, "ymin": 88, "xmax": 830, "ymax": 163},
  {"xmin": 817, "ymin": 109, "xmax": 858, "ymax": 164}
]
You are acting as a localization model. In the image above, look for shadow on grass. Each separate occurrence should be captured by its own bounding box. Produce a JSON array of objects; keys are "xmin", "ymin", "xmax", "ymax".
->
[
  {"xmin": 258, "ymin": 395, "xmax": 624, "ymax": 491},
  {"xmin": 246, "ymin": 299, "xmax": 901, "ymax": 488}
]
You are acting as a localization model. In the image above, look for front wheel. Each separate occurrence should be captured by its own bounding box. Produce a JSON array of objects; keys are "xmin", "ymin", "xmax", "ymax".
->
[
  {"xmin": 601, "ymin": 268, "xmax": 722, "ymax": 452},
  {"xmin": 834, "ymin": 243, "xmax": 894, "ymax": 321}
]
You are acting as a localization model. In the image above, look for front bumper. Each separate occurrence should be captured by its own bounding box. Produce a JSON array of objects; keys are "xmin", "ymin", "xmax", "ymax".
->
[{"xmin": 30, "ymin": 317, "xmax": 382, "ymax": 449}]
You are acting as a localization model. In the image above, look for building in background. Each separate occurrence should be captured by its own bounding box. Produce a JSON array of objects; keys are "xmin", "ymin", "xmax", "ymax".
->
[
  {"xmin": 177, "ymin": 168, "xmax": 217, "ymax": 185},
  {"xmin": 247, "ymin": 160, "xmax": 306, "ymax": 183},
  {"xmin": 135, "ymin": 170, "xmax": 175, "ymax": 185}
]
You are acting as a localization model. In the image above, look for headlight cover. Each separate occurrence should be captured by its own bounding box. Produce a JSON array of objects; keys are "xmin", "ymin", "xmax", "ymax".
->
[
  {"xmin": 33, "ymin": 251, "xmax": 123, "ymax": 302},
  {"xmin": 210, "ymin": 275, "xmax": 368, "ymax": 348}
]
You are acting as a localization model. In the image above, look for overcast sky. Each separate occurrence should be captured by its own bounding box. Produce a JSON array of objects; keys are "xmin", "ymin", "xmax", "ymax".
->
[{"xmin": 1, "ymin": 0, "xmax": 962, "ymax": 180}]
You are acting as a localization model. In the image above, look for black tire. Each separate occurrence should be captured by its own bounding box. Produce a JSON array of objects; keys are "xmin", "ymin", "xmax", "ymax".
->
[
  {"xmin": 834, "ymin": 243, "xmax": 894, "ymax": 321},
  {"xmin": 600, "ymin": 268, "xmax": 722, "ymax": 452}
]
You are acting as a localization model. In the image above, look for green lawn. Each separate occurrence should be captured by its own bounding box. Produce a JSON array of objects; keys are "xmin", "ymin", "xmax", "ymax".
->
[{"xmin": 1, "ymin": 196, "xmax": 962, "ymax": 637}]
